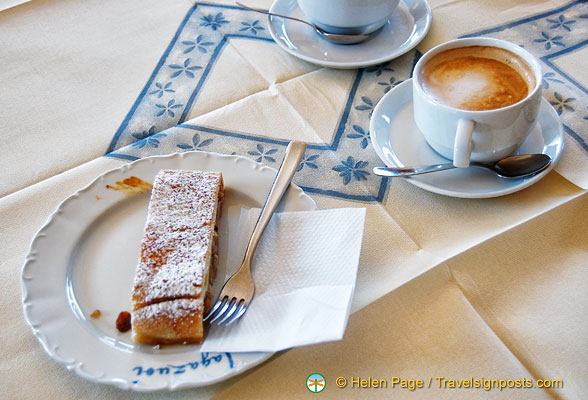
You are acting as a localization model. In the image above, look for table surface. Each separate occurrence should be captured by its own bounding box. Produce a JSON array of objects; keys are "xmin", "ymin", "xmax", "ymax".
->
[{"xmin": 1, "ymin": 0, "xmax": 587, "ymax": 398}]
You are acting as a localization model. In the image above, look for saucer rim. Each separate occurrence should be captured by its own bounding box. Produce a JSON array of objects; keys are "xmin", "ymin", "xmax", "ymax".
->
[
  {"xmin": 369, "ymin": 79, "xmax": 565, "ymax": 199},
  {"xmin": 267, "ymin": 0, "xmax": 433, "ymax": 69}
]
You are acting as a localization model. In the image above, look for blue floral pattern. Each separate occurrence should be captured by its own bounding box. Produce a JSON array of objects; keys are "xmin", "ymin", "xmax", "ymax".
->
[
  {"xmin": 240, "ymin": 20, "xmax": 264, "ymax": 35},
  {"xmin": 177, "ymin": 133, "xmax": 213, "ymax": 150},
  {"xmin": 248, "ymin": 144, "xmax": 278, "ymax": 163},
  {"xmin": 155, "ymin": 99, "xmax": 183, "ymax": 117},
  {"xmin": 549, "ymin": 92, "xmax": 576, "ymax": 115},
  {"xmin": 169, "ymin": 58, "xmax": 202, "ymax": 79},
  {"xmin": 547, "ymin": 15, "xmax": 576, "ymax": 31},
  {"xmin": 365, "ymin": 64, "xmax": 394, "ymax": 77},
  {"xmin": 534, "ymin": 31, "xmax": 566, "ymax": 50},
  {"xmin": 333, "ymin": 157, "xmax": 370, "ymax": 185},
  {"xmin": 131, "ymin": 126, "xmax": 166, "ymax": 148},
  {"xmin": 297, "ymin": 153, "xmax": 320, "ymax": 172},
  {"xmin": 182, "ymin": 35, "xmax": 214, "ymax": 54},
  {"xmin": 108, "ymin": 2, "xmax": 588, "ymax": 203},
  {"xmin": 378, "ymin": 77, "xmax": 403, "ymax": 93},
  {"xmin": 346, "ymin": 125, "xmax": 370, "ymax": 149},
  {"xmin": 200, "ymin": 13, "xmax": 230, "ymax": 30},
  {"xmin": 354, "ymin": 96, "xmax": 375, "ymax": 116},
  {"xmin": 149, "ymin": 82, "xmax": 175, "ymax": 98}
]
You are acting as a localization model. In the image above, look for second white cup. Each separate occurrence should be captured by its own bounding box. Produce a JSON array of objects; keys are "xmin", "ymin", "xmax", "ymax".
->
[{"xmin": 297, "ymin": 0, "xmax": 399, "ymax": 35}]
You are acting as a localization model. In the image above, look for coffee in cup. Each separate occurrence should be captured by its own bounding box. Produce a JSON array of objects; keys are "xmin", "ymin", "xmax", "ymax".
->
[
  {"xmin": 412, "ymin": 38, "xmax": 543, "ymax": 168},
  {"xmin": 419, "ymin": 46, "xmax": 536, "ymax": 111}
]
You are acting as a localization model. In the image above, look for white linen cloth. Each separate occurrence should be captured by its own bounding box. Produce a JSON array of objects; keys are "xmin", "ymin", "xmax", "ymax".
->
[
  {"xmin": 2, "ymin": 0, "xmax": 588, "ymax": 398},
  {"xmin": 202, "ymin": 208, "xmax": 366, "ymax": 352}
]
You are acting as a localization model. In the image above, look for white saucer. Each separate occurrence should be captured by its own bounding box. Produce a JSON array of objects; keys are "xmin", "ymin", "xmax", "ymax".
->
[
  {"xmin": 267, "ymin": 0, "xmax": 432, "ymax": 69},
  {"xmin": 370, "ymin": 80, "xmax": 564, "ymax": 198}
]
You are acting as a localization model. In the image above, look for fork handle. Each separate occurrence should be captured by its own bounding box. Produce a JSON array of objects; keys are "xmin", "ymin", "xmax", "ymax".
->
[{"xmin": 241, "ymin": 141, "xmax": 307, "ymax": 266}]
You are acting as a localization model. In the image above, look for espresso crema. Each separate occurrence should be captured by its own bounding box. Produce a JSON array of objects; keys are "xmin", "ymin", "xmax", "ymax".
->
[{"xmin": 419, "ymin": 46, "xmax": 536, "ymax": 111}]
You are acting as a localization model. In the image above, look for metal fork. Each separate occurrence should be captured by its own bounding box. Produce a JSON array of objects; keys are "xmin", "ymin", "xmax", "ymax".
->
[{"xmin": 204, "ymin": 141, "xmax": 307, "ymax": 326}]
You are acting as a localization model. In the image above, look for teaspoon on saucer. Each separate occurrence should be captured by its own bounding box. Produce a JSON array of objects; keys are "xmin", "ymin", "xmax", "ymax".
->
[
  {"xmin": 236, "ymin": 2, "xmax": 371, "ymax": 45},
  {"xmin": 373, "ymin": 154, "xmax": 552, "ymax": 179}
]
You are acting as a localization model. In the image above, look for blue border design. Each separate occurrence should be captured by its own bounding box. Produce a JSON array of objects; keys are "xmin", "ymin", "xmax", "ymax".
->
[
  {"xmin": 543, "ymin": 39, "xmax": 588, "ymax": 96},
  {"xmin": 106, "ymin": 2, "xmax": 418, "ymax": 202},
  {"xmin": 108, "ymin": 1, "xmax": 588, "ymax": 203},
  {"xmin": 177, "ymin": 34, "xmax": 276, "ymax": 123},
  {"xmin": 459, "ymin": 1, "xmax": 583, "ymax": 37}
]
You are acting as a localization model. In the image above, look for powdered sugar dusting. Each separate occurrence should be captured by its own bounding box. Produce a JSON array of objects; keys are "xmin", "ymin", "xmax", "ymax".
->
[
  {"xmin": 133, "ymin": 298, "xmax": 202, "ymax": 322},
  {"xmin": 132, "ymin": 170, "xmax": 222, "ymax": 308}
]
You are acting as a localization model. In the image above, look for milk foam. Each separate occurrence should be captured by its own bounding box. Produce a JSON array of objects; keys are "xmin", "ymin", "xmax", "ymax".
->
[{"xmin": 420, "ymin": 46, "xmax": 536, "ymax": 111}]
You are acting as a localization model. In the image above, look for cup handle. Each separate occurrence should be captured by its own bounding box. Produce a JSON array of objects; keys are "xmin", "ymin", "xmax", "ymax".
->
[{"xmin": 453, "ymin": 119, "xmax": 475, "ymax": 168}]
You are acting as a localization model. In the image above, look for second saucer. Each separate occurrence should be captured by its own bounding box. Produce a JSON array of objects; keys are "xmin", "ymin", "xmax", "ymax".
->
[{"xmin": 266, "ymin": 0, "xmax": 432, "ymax": 69}]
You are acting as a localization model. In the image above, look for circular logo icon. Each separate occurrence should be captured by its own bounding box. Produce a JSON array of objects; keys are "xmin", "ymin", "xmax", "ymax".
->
[{"xmin": 306, "ymin": 373, "xmax": 326, "ymax": 393}]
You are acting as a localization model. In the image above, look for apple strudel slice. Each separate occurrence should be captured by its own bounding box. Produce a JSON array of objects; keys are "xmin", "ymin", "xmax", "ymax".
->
[{"xmin": 131, "ymin": 169, "xmax": 223, "ymax": 344}]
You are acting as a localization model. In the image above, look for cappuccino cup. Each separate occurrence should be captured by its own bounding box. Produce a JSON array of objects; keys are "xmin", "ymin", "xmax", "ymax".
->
[
  {"xmin": 412, "ymin": 38, "xmax": 543, "ymax": 168},
  {"xmin": 297, "ymin": 0, "xmax": 399, "ymax": 35}
]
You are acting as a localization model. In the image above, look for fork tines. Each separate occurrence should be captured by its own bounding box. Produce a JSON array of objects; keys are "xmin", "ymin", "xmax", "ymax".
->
[{"xmin": 204, "ymin": 296, "xmax": 248, "ymax": 326}]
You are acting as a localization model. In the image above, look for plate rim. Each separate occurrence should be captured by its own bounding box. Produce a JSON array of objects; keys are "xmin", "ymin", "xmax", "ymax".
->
[
  {"xmin": 20, "ymin": 150, "xmax": 316, "ymax": 391},
  {"xmin": 267, "ymin": 0, "xmax": 432, "ymax": 69},
  {"xmin": 369, "ymin": 79, "xmax": 565, "ymax": 198}
]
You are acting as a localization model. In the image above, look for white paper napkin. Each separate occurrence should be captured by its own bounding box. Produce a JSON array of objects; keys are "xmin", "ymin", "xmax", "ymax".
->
[{"xmin": 200, "ymin": 207, "xmax": 366, "ymax": 353}]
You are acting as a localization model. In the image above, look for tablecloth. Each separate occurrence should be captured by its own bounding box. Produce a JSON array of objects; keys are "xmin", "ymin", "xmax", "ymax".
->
[{"xmin": 1, "ymin": 0, "xmax": 586, "ymax": 398}]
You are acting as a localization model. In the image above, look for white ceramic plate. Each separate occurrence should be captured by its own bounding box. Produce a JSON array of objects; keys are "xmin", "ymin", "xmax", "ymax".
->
[
  {"xmin": 267, "ymin": 0, "xmax": 432, "ymax": 69},
  {"xmin": 21, "ymin": 151, "xmax": 316, "ymax": 391},
  {"xmin": 370, "ymin": 80, "xmax": 564, "ymax": 198}
]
